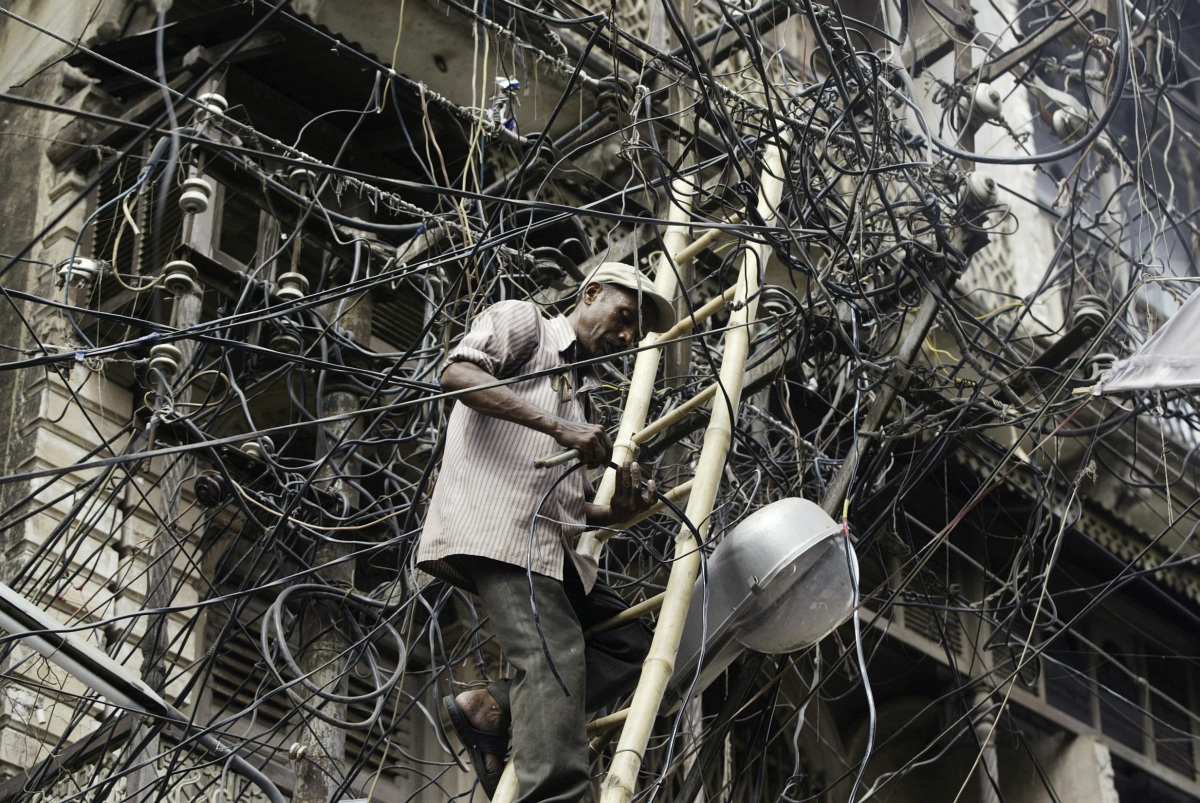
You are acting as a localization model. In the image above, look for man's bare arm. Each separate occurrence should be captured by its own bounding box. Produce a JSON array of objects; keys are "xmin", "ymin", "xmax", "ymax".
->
[{"xmin": 441, "ymin": 361, "xmax": 612, "ymax": 466}]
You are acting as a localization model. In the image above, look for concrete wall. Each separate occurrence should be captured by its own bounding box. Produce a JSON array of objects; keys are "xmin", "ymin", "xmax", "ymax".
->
[
  {"xmin": 847, "ymin": 695, "xmax": 1123, "ymax": 803},
  {"xmin": 1002, "ymin": 733, "xmax": 1121, "ymax": 803}
]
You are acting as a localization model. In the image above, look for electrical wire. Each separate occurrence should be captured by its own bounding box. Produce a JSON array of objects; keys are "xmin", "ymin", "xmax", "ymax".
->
[{"xmin": 0, "ymin": 0, "xmax": 1198, "ymax": 802}]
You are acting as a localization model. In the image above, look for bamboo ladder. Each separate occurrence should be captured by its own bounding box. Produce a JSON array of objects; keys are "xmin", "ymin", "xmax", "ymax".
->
[{"xmin": 490, "ymin": 138, "xmax": 788, "ymax": 803}]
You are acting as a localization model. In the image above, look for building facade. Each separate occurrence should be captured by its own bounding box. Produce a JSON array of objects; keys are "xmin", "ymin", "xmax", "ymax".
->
[{"xmin": 0, "ymin": 1, "xmax": 1196, "ymax": 802}]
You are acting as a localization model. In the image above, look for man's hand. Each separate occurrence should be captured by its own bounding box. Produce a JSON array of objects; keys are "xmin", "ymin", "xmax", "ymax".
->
[
  {"xmin": 611, "ymin": 461, "xmax": 656, "ymax": 521},
  {"xmin": 552, "ymin": 420, "xmax": 613, "ymax": 468},
  {"xmin": 587, "ymin": 461, "xmax": 656, "ymax": 526}
]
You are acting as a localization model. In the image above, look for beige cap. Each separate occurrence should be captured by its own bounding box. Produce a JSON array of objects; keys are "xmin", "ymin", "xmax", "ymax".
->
[{"xmin": 580, "ymin": 262, "xmax": 677, "ymax": 333}]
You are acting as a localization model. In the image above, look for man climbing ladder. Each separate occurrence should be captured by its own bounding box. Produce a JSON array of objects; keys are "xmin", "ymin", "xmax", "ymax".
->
[{"xmin": 417, "ymin": 262, "xmax": 675, "ymax": 801}]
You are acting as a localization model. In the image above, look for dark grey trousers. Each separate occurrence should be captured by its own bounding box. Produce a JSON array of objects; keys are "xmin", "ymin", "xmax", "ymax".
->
[{"xmin": 464, "ymin": 556, "xmax": 652, "ymax": 803}]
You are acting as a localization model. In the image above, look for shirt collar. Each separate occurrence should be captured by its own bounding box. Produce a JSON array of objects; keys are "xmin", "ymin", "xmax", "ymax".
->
[
  {"xmin": 544, "ymin": 314, "xmax": 577, "ymax": 355},
  {"xmin": 546, "ymin": 314, "xmax": 600, "ymax": 393}
]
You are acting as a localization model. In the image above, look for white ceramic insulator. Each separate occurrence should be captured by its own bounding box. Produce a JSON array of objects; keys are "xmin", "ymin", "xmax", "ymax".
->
[
  {"xmin": 56, "ymin": 257, "xmax": 101, "ymax": 287},
  {"xmin": 1071, "ymin": 294, "xmax": 1108, "ymax": 330},
  {"xmin": 287, "ymin": 168, "xmax": 318, "ymax": 192},
  {"xmin": 973, "ymin": 83, "xmax": 1002, "ymax": 119},
  {"xmin": 197, "ymin": 92, "xmax": 228, "ymax": 116},
  {"xmin": 270, "ymin": 333, "xmax": 302, "ymax": 354},
  {"xmin": 179, "ymin": 177, "xmax": 213, "ymax": 215},
  {"xmin": 163, "ymin": 259, "xmax": 199, "ymax": 296},
  {"xmin": 961, "ymin": 171, "xmax": 998, "ymax": 210},
  {"xmin": 1052, "ymin": 108, "xmax": 1086, "ymax": 143},
  {"xmin": 1086, "ymin": 352, "xmax": 1117, "ymax": 381},
  {"xmin": 242, "ymin": 436, "xmax": 274, "ymax": 460},
  {"xmin": 276, "ymin": 271, "xmax": 310, "ymax": 301},
  {"xmin": 148, "ymin": 343, "xmax": 183, "ymax": 379}
]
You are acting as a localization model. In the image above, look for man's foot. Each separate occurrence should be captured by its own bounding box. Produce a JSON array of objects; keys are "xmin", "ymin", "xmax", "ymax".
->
[
  {"xmin": 453, "ymin": 689, "xmax": 509, "ymax": 775},
  {"xmin": 444, "ymin": 690, "xmax": 511, "ymax": 796}
]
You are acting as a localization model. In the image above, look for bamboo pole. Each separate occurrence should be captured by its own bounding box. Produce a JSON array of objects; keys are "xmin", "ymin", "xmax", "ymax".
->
[
  {"xmin": 633, "ymin": 384, "xmax": 719, "ymax": 446},
  {"xmin": 584, "ymin": 593, "xmax": 666, "ymax": 638},
  {"xmin": 672, "ymin": 222, "xmax": 734, "ymax": 268},
  {"xmin": 655, "ymin": 284, "xmax": 737, "ymax": 344},
  {"xmin": 587, "ymin": 708, "xmax": 631, "ymax": 738},
  {"xmin": 605, "ymin": 479, "xmax": 694, "ymax": 534},
  {"xmin": 819, "ymin": 288, "xmax": 941, "ymax": 517},
  {"xmin": 576, "ymin": 281, "xmax": 734, "ymax": 555},
  {"xmin": 598, "ymin": 138, "xmax": 787, "ymax": 803},
  {"xmin": 493, "ymin": 751, "xmax": 519, "ymax": 800},
  {"xmin": 575, "ymin": 181, "xmax": 695, "ymax": 563}
]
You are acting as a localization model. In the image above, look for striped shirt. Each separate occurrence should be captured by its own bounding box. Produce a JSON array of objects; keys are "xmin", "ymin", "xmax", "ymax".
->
[{"xmin": 417, "ymin": 300, "xmax": 600, "ymax": 593}]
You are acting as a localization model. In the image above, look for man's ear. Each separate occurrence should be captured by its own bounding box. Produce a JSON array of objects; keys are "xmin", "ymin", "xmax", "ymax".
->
[{"xmin": 581, "ymin": 282, "xmax": 604, "ymax": 304}]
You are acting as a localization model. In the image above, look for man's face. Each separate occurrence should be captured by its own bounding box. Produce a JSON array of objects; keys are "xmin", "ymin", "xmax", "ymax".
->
[{"xmin": 572, "ymin": 283, "xmax": 659, "ymax": 361}]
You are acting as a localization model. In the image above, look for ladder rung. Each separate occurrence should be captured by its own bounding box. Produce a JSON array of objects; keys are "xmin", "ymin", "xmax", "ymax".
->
[
  {"xmin": 587, "ymin": 706, "xmax": 629, "ymax": 738},
  {"xmin": 594, "ymin": 479, "xmax": 694, "ymax": 538},
  {"xmin": 583, "ymin": 592, "xmax": 665, "ymax": 638}
]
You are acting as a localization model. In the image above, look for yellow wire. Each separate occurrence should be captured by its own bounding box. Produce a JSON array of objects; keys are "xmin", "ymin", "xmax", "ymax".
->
[
  {"xmin": 379, "ymin": 0, "xmax": 406, "ymax": 108},
  {"xmin": 461, "ymin": 17, "xmax": 492, "ymax": 194},
  {"xmin": 141, "ymin": 370, "xmax": 232, "ymax": 412},
  {"xmin": 976, "ymin": 301, "xmax": 1025, "ymax": 320},
  {"xmin": 924, "ymin": 336, "xmax": 957, "ymax": 372},
  {"xmin": 106, "ymin": 194, "xmax": 164, "ymax": 293}
]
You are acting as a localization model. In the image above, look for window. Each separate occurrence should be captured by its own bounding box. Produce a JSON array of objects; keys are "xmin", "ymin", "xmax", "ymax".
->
[
  {"xmin": 1097, "ymin": 642, "xmax": 1145, "ymax": 751},
  {"xmin": 1148, "ymin": 655, "xmax": 1196, "ymax": 780},
  {"xmin": 1043, "ymin": 631, "xmax": 1093, "ymax": 725}
]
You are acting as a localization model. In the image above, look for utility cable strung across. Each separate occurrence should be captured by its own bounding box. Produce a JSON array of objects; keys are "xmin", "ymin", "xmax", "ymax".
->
[{"xmin": 0, "ymin": 1, "xmax": 1197, "ymax": 802}]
